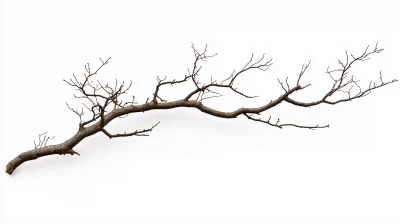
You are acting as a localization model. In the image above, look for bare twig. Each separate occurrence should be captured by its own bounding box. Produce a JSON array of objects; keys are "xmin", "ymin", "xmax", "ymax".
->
[
  {"xmin": 102, "ymin": 122, "xmax": 160, "ymax": 138},
  {"xmin": 244, "ymin": 113, "xmax": 329, "ymax": 130},
  {"xmin": 34, "ymin": 132, "xmax": 54, "ymax": 149},
  {"xmin": 284, "ymin": 42, "xmax": 397, "ymax": 107}
]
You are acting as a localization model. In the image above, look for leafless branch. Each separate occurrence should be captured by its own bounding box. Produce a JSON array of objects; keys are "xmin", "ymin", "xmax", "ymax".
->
[
  {"xmin": 6, "ymin": 42, "xmax": 397, "ymax": 175},
  {"xmin": 284, "ymin": 42, "xmax": 397, "ymax": 107},
  {"xmin": 102, "ymin": 121, "xmax": 160, "ymax": 138},
  {"xmin": 63, "ymin": 57, "xmax": 134, "ymax": 128},
  {"xmin": 244, "ymin": 113, "xmax": 329, "ymax": 130},
  {"xmin": 183, "ymin": 45, "xmax": 272, "ymax": 101},
  {"xmin": 34, "ymin": 132, "xmax": 55, "ymax": 149}
]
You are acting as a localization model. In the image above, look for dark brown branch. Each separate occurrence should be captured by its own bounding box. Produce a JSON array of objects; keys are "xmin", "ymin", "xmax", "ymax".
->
[
  {"xmin": 152, "ymin": 74, "xmax": 192, "ymax": 103},
  {"xmin": 64, "ymin": 58, "xmax": 134, "ymax": 128},
  {"xmin": 244, "ymin": 113, "xmax": 329, "ymax": 130},
  {"xmin": 284, "ymin": 42, "xmax": 397, "ymax": 107},
  {"xmin": 102, "ymin": 121, "xmax": 160, "ymax": 138},
  {"xmin": 5, "ymin": 42, "xmax": 397, "ymax": 175},
  {"xmin": 184, "ymin": 50, "xmax": 272, "ymax": 101}
]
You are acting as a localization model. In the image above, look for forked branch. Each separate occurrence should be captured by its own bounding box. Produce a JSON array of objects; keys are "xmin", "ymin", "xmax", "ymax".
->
[{"xmin": 5, "ymin": 42, "xmax": 397, "ymax": 175}]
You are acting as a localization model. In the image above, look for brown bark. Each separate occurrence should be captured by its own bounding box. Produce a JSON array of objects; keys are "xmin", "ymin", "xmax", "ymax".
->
[{"xmin": 5, "ymin": 43, "xmax": 397, "ymax": 175}]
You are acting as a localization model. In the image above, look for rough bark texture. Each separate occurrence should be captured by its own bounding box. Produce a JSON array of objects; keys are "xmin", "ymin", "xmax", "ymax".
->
[{"xmin": 5, "ymin": 43, "xmax": 397, "ymax": 175}]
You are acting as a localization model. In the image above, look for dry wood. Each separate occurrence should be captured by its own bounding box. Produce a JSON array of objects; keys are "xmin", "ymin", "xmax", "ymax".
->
[{"xmin": 5, "ymin": 43, "xmax": 397, "ymax": 175}]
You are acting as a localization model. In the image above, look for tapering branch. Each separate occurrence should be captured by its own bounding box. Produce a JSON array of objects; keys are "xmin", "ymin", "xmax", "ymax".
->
[
  {"xmin": 102, "ymin": 121, "xmax": 160, "ymax": 138},
  {"xmin": 184, "ymin": 47, "xmax": 273, "ymax": 101},
  {"xmin": 64, "ymin": 57, "xmax": 134, "ymax": 128},
  {"xmin": 5, "ymin": 42, "xmax": 397, "ymax": 175},
  {"xmin": 34, "ymin": 132, "xmax": 55, "ymax": 149},
  {"xmin": 244, "ymin": 113, "xmax": 329, "ymax": 130},
  {"xmin": 284, "ymin": 42, "xmax": 397, "ymax": 107}
]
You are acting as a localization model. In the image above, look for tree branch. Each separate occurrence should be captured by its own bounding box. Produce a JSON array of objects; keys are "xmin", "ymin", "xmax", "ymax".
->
[
  {"xmin": 244, "ymin": 113, "xmax": 329, "ymax": 130},
  {"xmin": 102, "ymin": 121, "xmax": 160, "ymax": 138},
  {"xmin": 284, "ymin": 42, "xmax": 397, "ymax": 107},
  {"xmin": 5, "ymin": 42, "xmax": 397, "ymax": 175}
]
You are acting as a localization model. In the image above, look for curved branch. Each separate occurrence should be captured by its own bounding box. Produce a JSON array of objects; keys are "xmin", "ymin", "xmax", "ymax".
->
[
  {"xmin": 5, "ymin": 43, "xmax": 397, "ymax": 175},
  {"xmin": 284, "ymin": 43, "xmax": 397, "ymax": 107}
]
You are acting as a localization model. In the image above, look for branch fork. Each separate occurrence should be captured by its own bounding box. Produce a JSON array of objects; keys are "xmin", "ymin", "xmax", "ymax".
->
[{"xmin": 5, "ymin": 42, "xmax": 397, "ymax": 175}]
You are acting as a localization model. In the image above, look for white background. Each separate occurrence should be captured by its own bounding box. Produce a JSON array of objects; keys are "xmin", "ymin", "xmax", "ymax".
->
[{"xmin": 1, "ymin": 0, "xmax": 399, "ymax": 223}]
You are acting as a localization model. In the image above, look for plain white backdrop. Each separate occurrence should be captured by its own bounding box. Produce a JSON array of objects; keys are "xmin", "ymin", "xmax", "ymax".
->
[{"xmin": 1, "ymin": 0, "xmax": 399, "ymax": 223}]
